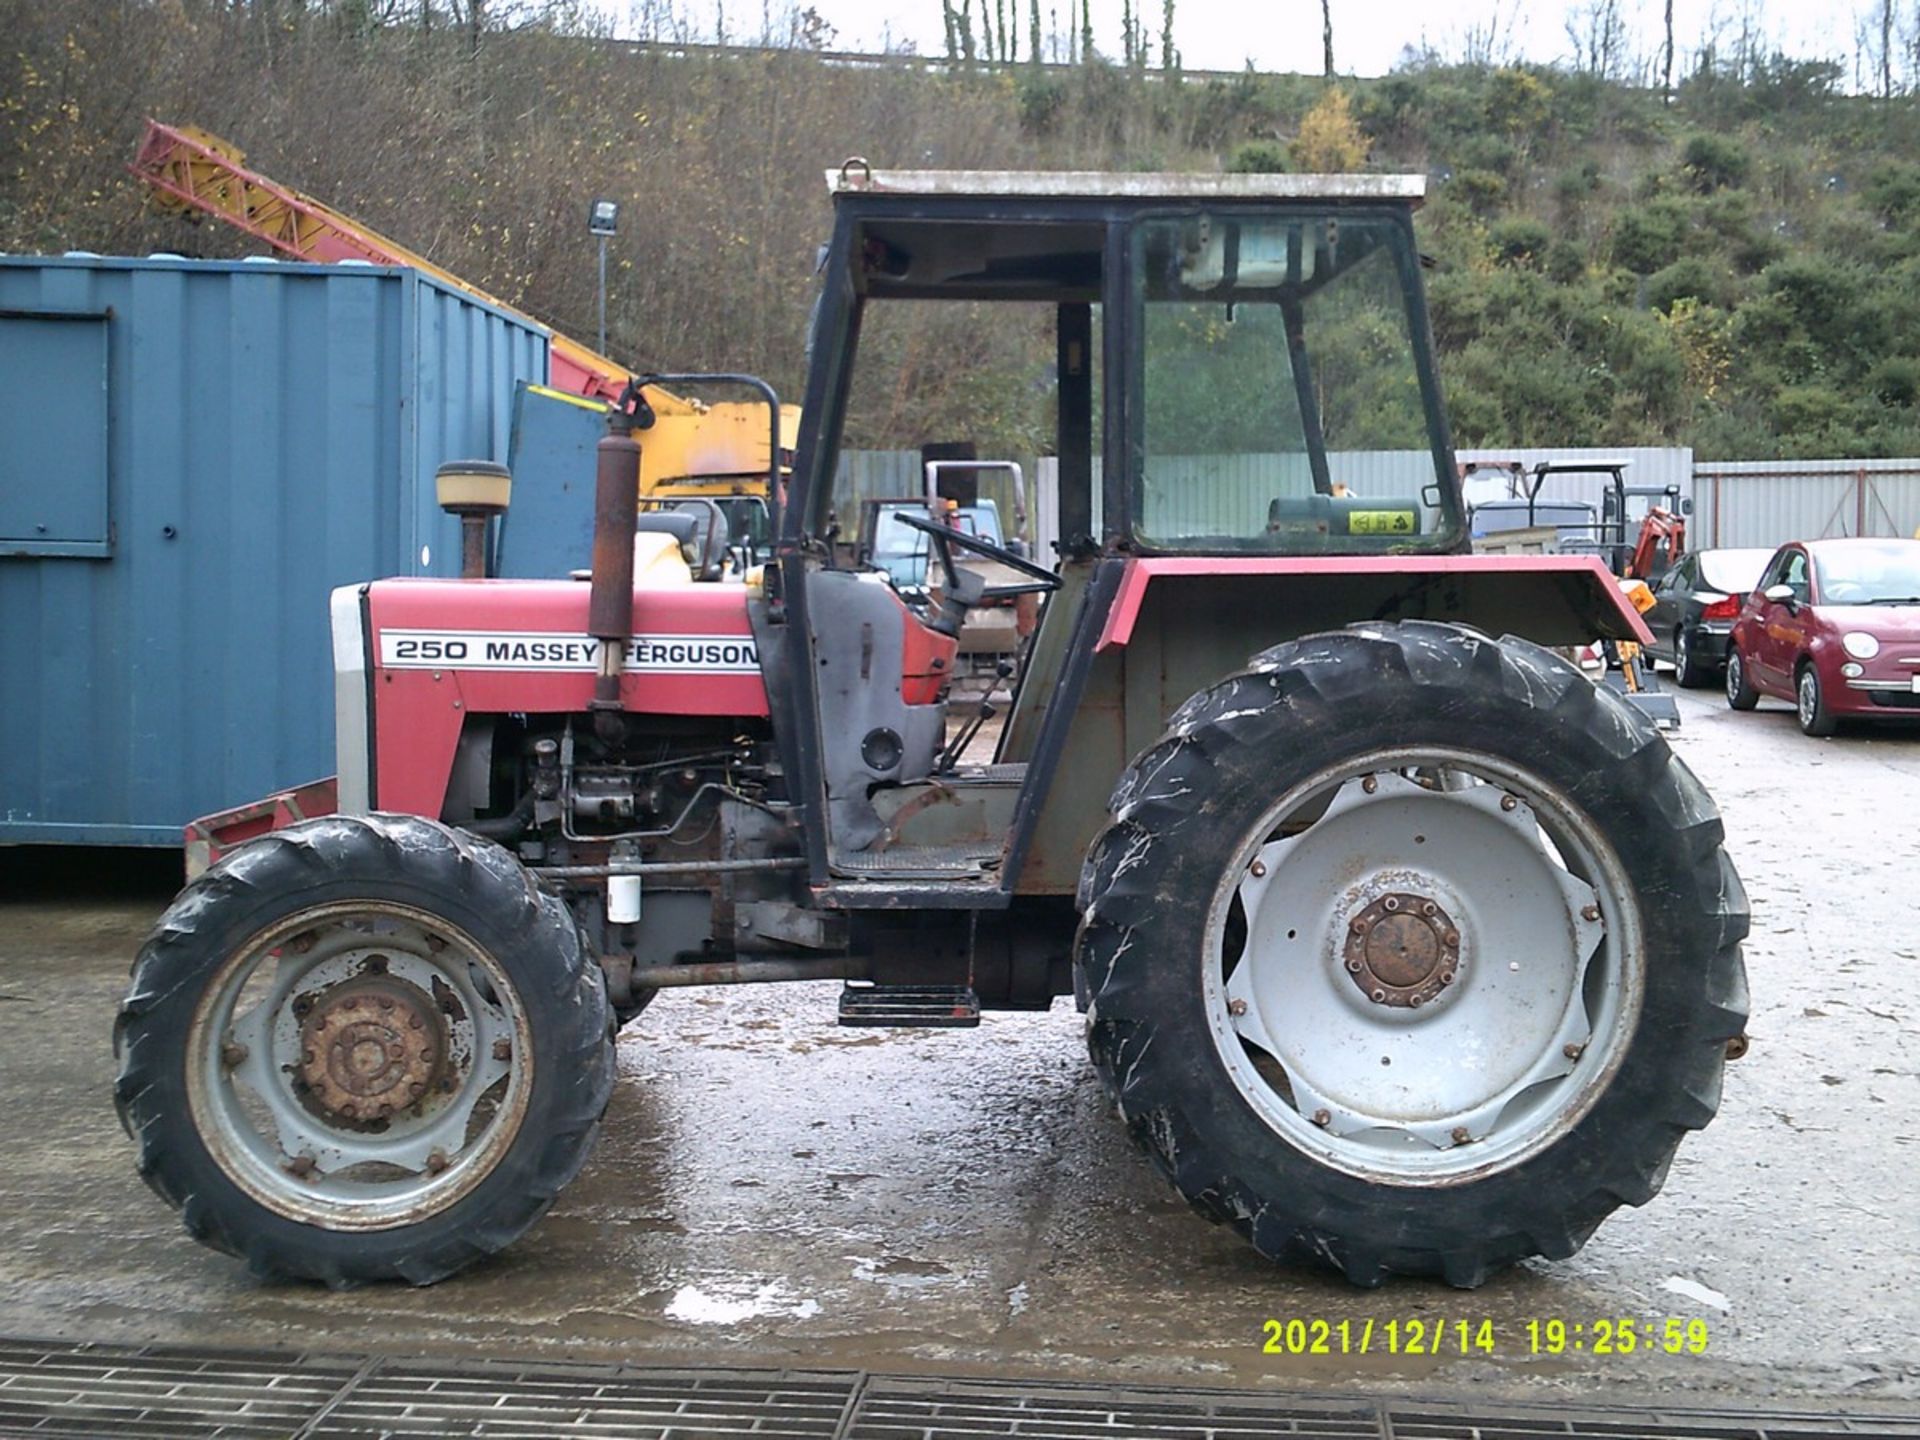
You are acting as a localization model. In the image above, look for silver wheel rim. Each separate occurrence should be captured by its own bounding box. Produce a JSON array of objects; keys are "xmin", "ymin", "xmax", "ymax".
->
[
  {"xmin": 1201, "ymin": 747, "xmax": 1644, "ymax": 1185},
  {"xmin": 1727, "ymin": 654, "xmax": 1742, "ymax": 702},
  {"xmin": 1676, "ymin": 630, "xmax": 1689, "ymax": 671},
  {"xmin": 184, "ymin": 902, "xmax": 532, "ymax": 1230},
  {"xmin": 1798, "ymin": 671, "xmax": 1817, "ymax": 727}
]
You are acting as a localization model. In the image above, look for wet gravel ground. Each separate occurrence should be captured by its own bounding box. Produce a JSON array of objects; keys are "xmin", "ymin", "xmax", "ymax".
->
[{"xmin": 0, "ymin": 680, "xmax": 1916, "ymax": 1412}]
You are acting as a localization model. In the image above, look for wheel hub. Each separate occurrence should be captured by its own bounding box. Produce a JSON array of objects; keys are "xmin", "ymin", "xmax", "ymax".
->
[
  {"xmin": 297, "ymin": 973, "xmax": 446, "ymax": 1123},
  {"xmin": 1344, "ymin": 892, "xmax": 1460, "ymax": 1007}
]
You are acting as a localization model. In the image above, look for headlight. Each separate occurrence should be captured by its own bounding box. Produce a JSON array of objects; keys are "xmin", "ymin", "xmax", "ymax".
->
[{"xmin": 1842, "ymin": 631, "xmax": 1881, "ymax": 659}]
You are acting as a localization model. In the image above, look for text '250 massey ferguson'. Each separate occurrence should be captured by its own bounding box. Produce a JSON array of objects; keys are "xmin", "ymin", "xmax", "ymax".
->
[{"xmin": 116, "ymin": 170, "xmax": 1750, "ymax": 1289}]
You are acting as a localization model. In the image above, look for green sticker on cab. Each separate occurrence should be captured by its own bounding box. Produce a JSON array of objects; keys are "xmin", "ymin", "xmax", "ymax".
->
[{"xmin": 1347, "ymin": 509, "xmax": 1417, "ymax": 535}]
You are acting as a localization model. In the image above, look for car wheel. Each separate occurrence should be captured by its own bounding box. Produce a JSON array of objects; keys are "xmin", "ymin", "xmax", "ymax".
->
[
  {"xmin": 1725, "ymin": 649, "xmax": 1758, "ymax": 711},
  {"xmin": 1674, "ymin": 628, "xmax": 1707, "ymax": 689},
  {"xmin": 1796, "ymin": 664, "xmax": 1838, "ymax": 737}
]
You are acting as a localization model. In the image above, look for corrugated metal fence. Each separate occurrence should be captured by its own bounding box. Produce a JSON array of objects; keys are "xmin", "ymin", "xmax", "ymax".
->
[{"xmin": 1695, "ymin": 458, "xmax": 1920, "ymax": 548}]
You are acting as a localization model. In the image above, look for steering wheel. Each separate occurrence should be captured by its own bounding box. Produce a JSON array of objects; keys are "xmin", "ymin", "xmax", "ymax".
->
[{"xmin": 892, "ymin": 511, "xmax": 1062, "ymax": 598}]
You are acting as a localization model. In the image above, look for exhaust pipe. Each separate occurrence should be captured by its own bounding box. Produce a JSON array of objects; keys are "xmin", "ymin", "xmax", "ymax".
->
[{"xmin": 588, "ymin": 386, "xmax": 649, "ymax": 710}]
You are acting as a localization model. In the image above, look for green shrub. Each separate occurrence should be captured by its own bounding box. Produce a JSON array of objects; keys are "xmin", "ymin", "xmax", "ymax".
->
[
  {"xmin": 1451, "ymin": 168, "xmax": 1508, "ymax": 216},
  {"xmin": 1611, "ymin": 201, "xmax": 1690, "ymax": 274},
  {"xmin": 1225, "ymin": 139, "xmax": 1290, "ymax": 174},
  {"xmin": 1489, "ymin": 217, "xmax": 1552, "ymax": 268},
  {"xmin": 1870, "ymin": 356, "xmax": 1920, "ymax": 407},
  {"xmin": 1645, "ymin": 255, "xmax": 1730, "ymax": 312},
  {"xmin": 1680, "ymin": 133, "xmax": 1752, "ymax": 192}
]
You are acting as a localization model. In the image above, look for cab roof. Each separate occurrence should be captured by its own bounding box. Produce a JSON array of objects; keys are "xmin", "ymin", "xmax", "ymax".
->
[{"xmin": 823, "ymin": 167, "xmax": 1425, "ymax": 205}]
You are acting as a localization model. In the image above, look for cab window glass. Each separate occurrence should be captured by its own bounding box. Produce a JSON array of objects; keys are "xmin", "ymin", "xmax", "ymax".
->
[{"xmin": 1132, "ymin": 213, "xmax": 1462, "ymax": 553}]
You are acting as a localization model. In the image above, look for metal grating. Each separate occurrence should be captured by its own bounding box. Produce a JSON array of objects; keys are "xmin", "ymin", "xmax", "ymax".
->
[
  {"xmin": 0, "ymin": 1338, "xmax": 361, "ymax": 1438},
  {"xmin": 845, "ymin": 1375, "xmax": 1378, "ymax": 1439},
  {"xmin": 313, "ymin": 1358, "xmax": 855, "ymax": 1438},
  {"xmin": 1, "ymin": 1337, "xmax": 1917, "ymax": 1440}
]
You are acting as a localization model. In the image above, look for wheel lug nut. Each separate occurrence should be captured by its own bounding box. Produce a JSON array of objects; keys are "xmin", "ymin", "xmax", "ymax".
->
[
  {"xmin": 285, "ymin": 1155, "xmax": 316, "ymax": 1178},
  {"xmin": 410, "ymin": 1081, "xmax": 426, "ymax": 1098},
  {"xmin": 1361, "ymin": 776, "xmax": 1378, "ymax": 794},
  {"xmin": 339, "ymin": 1102, "xmax": 357, "ymax": 1118},
  {"xmin": 426, "ymin": 1148, "xmax": 450, "ymax": 1174},
  {"xmin": 492, "ymin": 1038, "xmax": 513, "ymax": 1062},
  {"xmin": 1444, "ymin": 930, "xmax": 1460, "ymax": 948},
  {"xmin": 1350, "ymin": 917, "xmax": 1368, "ymax": 935},
  {"xmin": 1451, "ymin": 1126, "xmax": 1472, "ymax": 1145},
  {"xmin": 1383, "ymin": 896, "xmax": 1400, "ymax": 912},
  {"xmin": 1312, "ymin": 1109, "xmax": 1331, "ymax": 1127},
  {"xmin": 1421, "ymin": 901, "xmax": 1437, "ymax": 916},
  {"xmin": 1581, "ymin": 904, "xmax": 1601, "ymax": 922},
  {"xmin": 1249, "ymin": 859, "xmax": 1267, "ymax": 878},
  {"xmin": 1369, "ymin": 988, "xmax": 1387, "ymax": 1004},
  {"xmin": 1227, "ymin": 999, "xmax": 1248, "ymax": 1017},
  {"xmin": 1564, "ymin": 1042, "xmax": 1585, "ymax": 1060},
  {"xmin": 1500, "ymin": 794, "xmax": 1518, "ymax": 811},
  {"xmin": 220, "ymin": 1042, "xmax": 248, "ymax": 1068},
  {"xmin": 1439, "ymin": 970, "xmax": 1455, "ymax": 985},
  {"xmin": 1345, "ymin": 959, "xmax": 1362, "ymax": 973}
]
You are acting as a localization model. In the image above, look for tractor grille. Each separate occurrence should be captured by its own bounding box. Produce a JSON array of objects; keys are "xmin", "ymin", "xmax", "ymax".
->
[{"xmin": 2, "ymin": 1337, "xmax": 1915, "ymax": 1440}]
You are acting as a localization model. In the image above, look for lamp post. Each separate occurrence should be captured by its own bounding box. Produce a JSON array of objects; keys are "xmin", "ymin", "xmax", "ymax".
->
[{"xmin": 588, "ymin": 198, "xmax": 619, "ymax": 356}]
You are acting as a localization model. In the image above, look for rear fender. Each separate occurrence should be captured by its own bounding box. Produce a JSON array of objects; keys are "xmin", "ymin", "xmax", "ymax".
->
[{"xmin": 1096, "ymin": 555, "xmax": 1652, "ymax": 653}]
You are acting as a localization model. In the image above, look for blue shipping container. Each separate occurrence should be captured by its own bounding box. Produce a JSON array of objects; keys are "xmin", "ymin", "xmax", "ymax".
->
[{"xmin": 0, "ymin": 254, "xmax": 550, "ymax": 844}]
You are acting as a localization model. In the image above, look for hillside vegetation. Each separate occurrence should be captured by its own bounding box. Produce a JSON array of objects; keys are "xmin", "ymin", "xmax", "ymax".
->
[{"xmin": 5, "ymin": 0, "xmax": 1920, "ymax": 460}]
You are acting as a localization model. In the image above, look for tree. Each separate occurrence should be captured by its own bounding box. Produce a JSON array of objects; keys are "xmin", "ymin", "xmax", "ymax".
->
[
  {"xmin": 1661, "ymin": 0, "xmax": 1675, "ymax": 101},
  {"xmin": 1291, "ymin": 86, "xmax": 1367, "ymax": 172}
]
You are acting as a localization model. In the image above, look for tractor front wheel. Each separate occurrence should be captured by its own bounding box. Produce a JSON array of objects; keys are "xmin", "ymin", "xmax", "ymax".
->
[
  {"xmin": 1075, "ymin": 621, "xmax": 1748, "ymax": 1287},
  {"xmin": 114, "ymin": 814, "xmax": 614, "ymax": 1286}
]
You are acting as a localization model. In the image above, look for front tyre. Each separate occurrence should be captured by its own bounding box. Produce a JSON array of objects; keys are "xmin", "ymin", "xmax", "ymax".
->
[
  {"xmin": 114, "ymin": 814, "xmax": 615, "ymax": 1285},
  {"xmin": 1075, "ymin": 622, "xmax": 1748, "ymax": 1287},
  {"xmin": 1725, "ymin": 649, "xmax": 1759, "ymax": 711},
  {"xmin": 1796, "ymin": 663, "xmax": 1838, "ymax": 737}
]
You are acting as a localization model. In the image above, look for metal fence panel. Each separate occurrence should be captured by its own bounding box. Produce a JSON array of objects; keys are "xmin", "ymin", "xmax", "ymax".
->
[{"xmin": 1695, "ymin": 458, "xmax": 1920, "ymax": 549}]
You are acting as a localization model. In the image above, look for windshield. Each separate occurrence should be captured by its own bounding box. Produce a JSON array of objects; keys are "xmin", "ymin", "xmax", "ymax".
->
[
  {"xmin": 1813, "ymin": 540, "xmax": 1920, "ymax": 603},
  {"xmin": 1698, "ymin": 548, "xmax": 1774, "ymax": 595},
  {"xmin": 1132, "ymin": 212, "xmax": 1462, "ymax": 553}
]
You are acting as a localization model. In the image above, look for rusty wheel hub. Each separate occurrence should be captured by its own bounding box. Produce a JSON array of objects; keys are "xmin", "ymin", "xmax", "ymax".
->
[
  {"xmin": 1344, "ymin": 892, "xmax": 1461, "ymax": 1008},
  {"xmin": 297, "ymin": 973, "xmax": 447, "ymax": 1124}
]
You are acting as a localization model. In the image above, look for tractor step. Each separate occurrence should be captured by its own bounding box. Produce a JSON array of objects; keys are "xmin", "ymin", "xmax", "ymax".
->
[{"xmin": 837, "ymin": 983, "xmax": 981, "ymax": 1028}]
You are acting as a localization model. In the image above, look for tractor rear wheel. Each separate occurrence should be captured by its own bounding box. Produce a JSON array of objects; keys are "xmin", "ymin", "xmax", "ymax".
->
[
  {"xmin": 114, "ymin": 814, "xmax": 614, "ymax": 1286},
  {"xmin": 1075, "ymin": 621, "xmax": 1748, "ymax": 1287}
]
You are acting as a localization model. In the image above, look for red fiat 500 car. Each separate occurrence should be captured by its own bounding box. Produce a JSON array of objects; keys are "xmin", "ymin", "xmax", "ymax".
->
[{"xmin": 1726, "ymin": 536, "xmax": 1920, "ymax": 735}]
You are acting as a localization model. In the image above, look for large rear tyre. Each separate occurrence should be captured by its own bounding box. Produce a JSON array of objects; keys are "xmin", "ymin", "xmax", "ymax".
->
[
  {"xmin": 114, "ymin": 814, "xmax": 615, "ymax": 1286},
  {"xmin": 1075, "ymin": 622, "xmax": 1748, "ymax": 1287}
]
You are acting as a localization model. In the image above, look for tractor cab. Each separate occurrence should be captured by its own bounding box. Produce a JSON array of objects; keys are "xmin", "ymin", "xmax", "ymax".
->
[{"xmin": 770, "ymin": 169, "xmax": 1640, "ymax": 911}]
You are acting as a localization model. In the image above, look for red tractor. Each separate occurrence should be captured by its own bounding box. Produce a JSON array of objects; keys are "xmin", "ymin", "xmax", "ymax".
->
[{"xmin": 115, "ymin": 170, "xmax": 1749, "ymax": 1289}]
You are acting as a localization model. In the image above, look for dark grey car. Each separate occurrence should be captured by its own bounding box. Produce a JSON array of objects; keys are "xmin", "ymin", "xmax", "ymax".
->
[{"xmin": 1645, "ymin": 547, "xmax": 1776, "ymax": 687}]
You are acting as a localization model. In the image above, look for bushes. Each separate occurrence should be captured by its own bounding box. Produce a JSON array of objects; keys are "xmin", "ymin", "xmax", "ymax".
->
[
  {"xmin": 1611, "ymin": 201, "xmax": 1691, "ymax": 273},
  {"xmin": 1680, "ymin": 134, "xmax": 1751, "ymax": 192}
]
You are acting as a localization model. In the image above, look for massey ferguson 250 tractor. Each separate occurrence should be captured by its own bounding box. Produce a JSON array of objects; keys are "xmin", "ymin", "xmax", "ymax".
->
[{"xmin": 115, "ymin": 170, "xmax": 1749, "ymax": 1289}]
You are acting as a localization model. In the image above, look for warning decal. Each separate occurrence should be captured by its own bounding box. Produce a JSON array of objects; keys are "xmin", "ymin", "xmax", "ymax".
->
[{"xmin": 379, "ymin": 629, "xmax": 760, "ymax": 674}]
